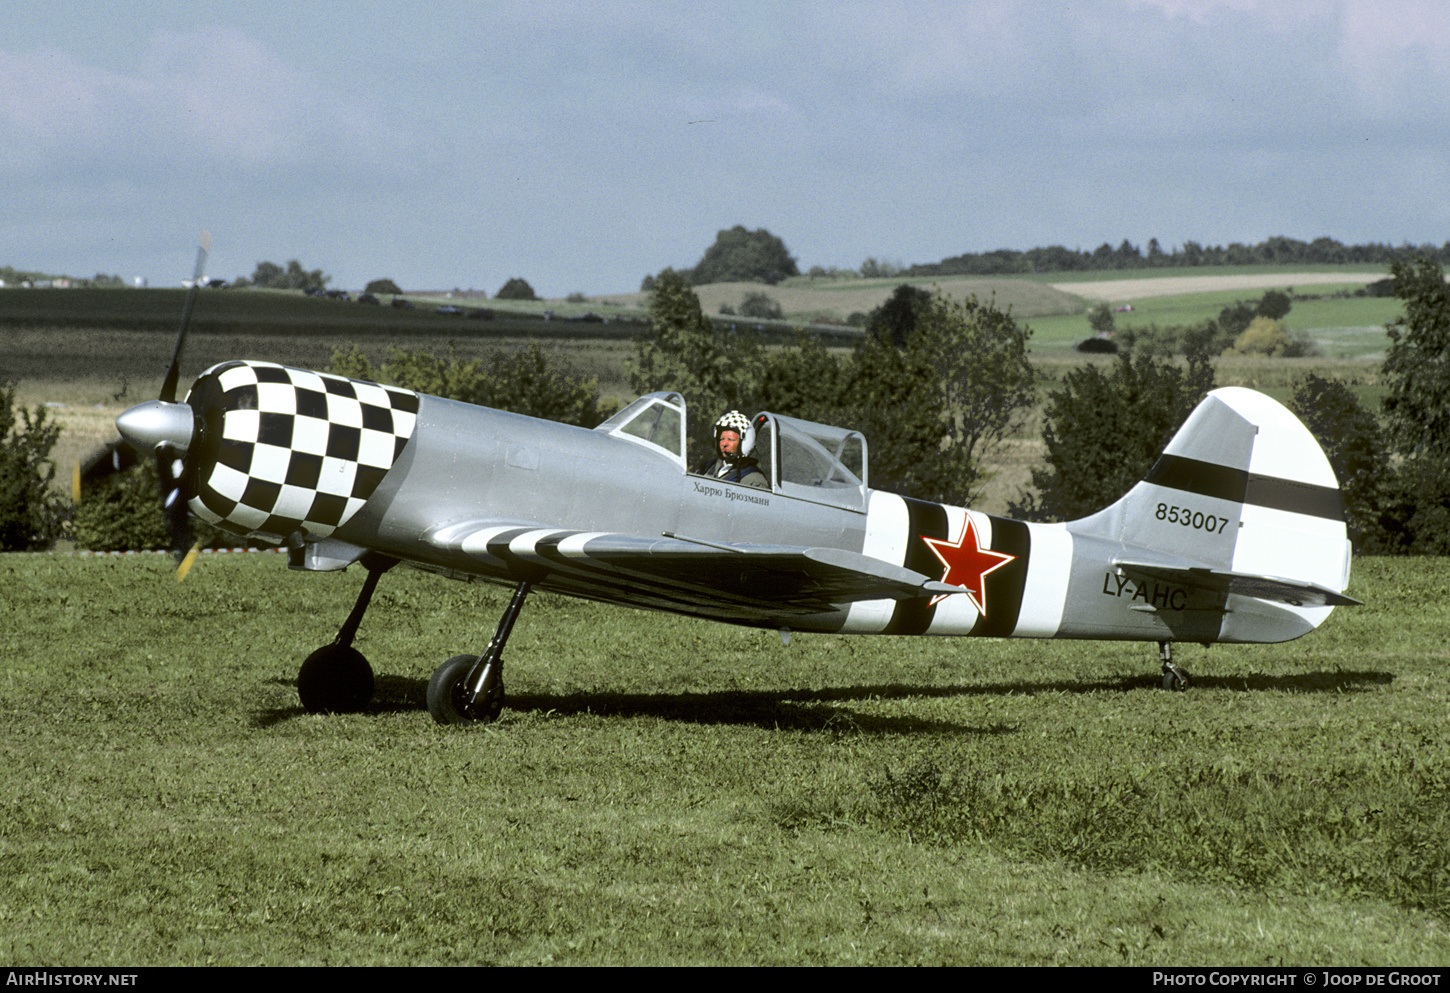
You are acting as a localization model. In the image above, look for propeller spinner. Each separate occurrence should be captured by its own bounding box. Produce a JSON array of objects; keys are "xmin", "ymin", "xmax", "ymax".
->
[{"xmin": 115, "ymin": 400, "xmax": 195, "ymax": 453}]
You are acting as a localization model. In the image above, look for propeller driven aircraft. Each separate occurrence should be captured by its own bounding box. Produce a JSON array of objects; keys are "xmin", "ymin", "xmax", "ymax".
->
[{"xmin": 82, "ymin": 237, "xmax": 1361, "ymax": 724}]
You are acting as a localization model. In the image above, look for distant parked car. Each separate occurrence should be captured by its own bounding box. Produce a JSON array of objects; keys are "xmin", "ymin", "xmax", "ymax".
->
[
  {"xmin": 325, "ymin": 289, "xmax": 351, "ymax": 301},
  {"xmin": 392, "ymin": 298, "xmax": 414, "ymax": 309},
  {"xmin": 435, "ymin": 305, "xmax": 463, "ymax": 316},
  {"xmin": 466, "ymin": 308, "xmax": 494, "ymax": 320},
  {"xmin": 357, "ymin": 293, "xmax": 380, "ymax": 305}
]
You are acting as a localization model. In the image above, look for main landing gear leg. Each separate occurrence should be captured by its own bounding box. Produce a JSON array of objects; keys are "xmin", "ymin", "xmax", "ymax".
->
[
  {"xmin": 297, "ymin": 554, "xmax": 398, "ymax": 713},
  {"xmin": 428, "ymin": 581, "xmax": 534, "ymax": 725},
  {"xmin": 1159, "ymin": 640, "xmax": 1191, "ymax": 691}
]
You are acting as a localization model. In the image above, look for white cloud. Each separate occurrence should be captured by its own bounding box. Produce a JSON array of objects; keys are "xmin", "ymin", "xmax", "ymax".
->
[
  {"xmin": 1338, "ymin": 0, "xmax": 1450, "ymax": 114},
  {"xmin": 0, "ymin": 26, "xmax": 409, "ymax": 175}
]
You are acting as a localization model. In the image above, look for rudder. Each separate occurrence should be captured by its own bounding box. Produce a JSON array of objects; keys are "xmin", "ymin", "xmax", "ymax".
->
[{"xmin": 1070, "ymin": 386, "xmax": 1356, "ymax": 643}]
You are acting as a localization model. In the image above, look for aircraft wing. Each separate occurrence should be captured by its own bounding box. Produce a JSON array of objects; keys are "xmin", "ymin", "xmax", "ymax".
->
[
  {"xmin": 427, "ymin": 523, "xmax": 958, "ymax": 617},
  {"xmin": 1113, "ymin": 557, "xmax": 1362, "ymax": 608}
]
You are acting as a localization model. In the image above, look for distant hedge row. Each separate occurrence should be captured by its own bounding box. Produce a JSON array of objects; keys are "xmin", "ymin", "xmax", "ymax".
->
[{"xmin": 906, "ymin": 235, "xmax": 1449, "ymax": 277}]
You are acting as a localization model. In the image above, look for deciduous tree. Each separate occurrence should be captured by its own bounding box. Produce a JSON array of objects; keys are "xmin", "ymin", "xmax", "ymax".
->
[
  {"xmin": 1087, "ymin": 302, "xmax": 1115, "ymax": 336},
  {"xmin": 689, "ymin": 226, "xmax": 799, "ymax": 286},
  {"xmin": 1257, "ymin": 288, "xmax": 1293, "ymax": 321},
  {"xmin": 1289, "ymin": 375, "xmax": 1395, "ymax": 553},
  {"xmin": 1229, "ymin": 317, "xmax": 1297, "ymax": 356},
  {"xmin": 847, "ymin": 291, "xmax": 1035, "ymax": 506},
  {"xmin": 738, "ymin": 291, "xmax": 783, "ymax": 320},
  {"xmin": 867, "ymin": 284, "xmax": 932, "ymax": 349},
  {"xmin": 1380, "ymin": 257, "xmax": 1450, "ymax": 552},
  {"xmin": 631, "ymin": 269, "xmax": 763, "ymax": 429},
  {"xmin": 496, "ymin": 278, "xmax": 538, "ymax": 301},
  {"xmin": 1383, "ymin": 258, "xmax": 1450, "ymax": 463},
  {"xmin": 757, "ymin": 332, "xmax": 847, "ymax": 427},
  {"xmin": 1014, "ymin": 352, "xmax": 1215, "ymax": 522},
  {"xmin": 249, "ymin": 259, "xmax": 329, "ymax": 291},
  {"xmin": 0, "ymin": 382, "xmax": 66, "ymax": 550}
]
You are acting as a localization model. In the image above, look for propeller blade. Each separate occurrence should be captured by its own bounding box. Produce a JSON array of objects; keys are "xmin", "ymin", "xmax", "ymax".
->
[
  {"xmin": 160, "ymin": 230, "xmax": 211, "ymax": 404},
  {"xmin": 73, "ymin": 438, "xmax": 141, "ymax": 504},
  {"xmin": 175, "ymin": 542, "xmax": 201, "ymax": 582},
  {"xmin": 158, "ymin": 444, "xmax": 194, "ymax": 563}
]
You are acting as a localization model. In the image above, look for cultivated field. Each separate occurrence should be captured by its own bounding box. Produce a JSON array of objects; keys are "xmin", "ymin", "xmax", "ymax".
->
[
  {"xmin": 0, "ymin": 553, "xmax": 1445, "ymax": 965},
  {"xmin": 1057, "ymin": 271, "xmax": 1383, "ymax": 302}
]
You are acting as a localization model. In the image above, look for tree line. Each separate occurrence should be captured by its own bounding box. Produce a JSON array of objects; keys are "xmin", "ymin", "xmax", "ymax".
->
[
  {"xmin": 907, "ymin": 235, "xmax": 1450, "ymax": 277},
  {"xmin": 642, "ymin": 227, "xmax": 1449, "ymax": 292}
]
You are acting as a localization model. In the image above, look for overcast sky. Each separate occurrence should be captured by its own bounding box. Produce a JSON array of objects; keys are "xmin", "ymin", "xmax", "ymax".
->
[{"xmin": 4, "ymin": 0, "xmax": 1449, "ymax": 295}]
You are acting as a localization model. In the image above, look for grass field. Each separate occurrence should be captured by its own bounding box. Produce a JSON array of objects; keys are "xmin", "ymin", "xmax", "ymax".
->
[
  {"xmin": 1025, "ymin": 282, "xmax": 1396, "ymax": 357},
  {"xmin": 0, "ymin": 552, "xmax": 1446, "ymax": 965}
]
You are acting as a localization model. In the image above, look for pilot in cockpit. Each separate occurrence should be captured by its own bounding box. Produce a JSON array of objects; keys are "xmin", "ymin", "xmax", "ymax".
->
[{"xmin": 695, "ymin": 410, "xmax": 769, "ymax": 488}]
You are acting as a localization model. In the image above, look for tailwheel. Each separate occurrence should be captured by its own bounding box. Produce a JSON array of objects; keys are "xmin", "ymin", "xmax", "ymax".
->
[
  {"xmin": 427, "ymin": 654, "xmax": 504, "ymax": 724},
  {"xmin": 1158, "ymin": 640, "xmax": 1190, "ymax": 691},
  {"xmin": 298, "ymin": 644, "xmax": 375, "ymax": 713},
  {"xmin": 1161, "ymin": 664, "xmax": 1191, "ymax": 691}
]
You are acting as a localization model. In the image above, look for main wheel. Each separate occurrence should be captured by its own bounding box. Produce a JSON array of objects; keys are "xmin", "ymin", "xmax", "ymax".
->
[
  {"xmin": 427, "ymin": 654, "xmax": 504, "ymax": 725},
  {"xmin": 298, "ymin": 644, "xmax": 374, "ymax": 713}
]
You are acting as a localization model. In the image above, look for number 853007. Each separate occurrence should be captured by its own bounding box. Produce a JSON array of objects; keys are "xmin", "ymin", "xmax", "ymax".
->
[{"xmin": 1156, "ymin": 503, "xmax": 1231, "ymax": 534}]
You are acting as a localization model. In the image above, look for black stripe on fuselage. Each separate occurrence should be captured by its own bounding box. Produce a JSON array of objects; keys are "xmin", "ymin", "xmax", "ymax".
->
[
  {"xmin": 884, "ymin": 497, "xmax": 948, "ymax": 635},
  {"xmin": 970, "ymin": 516, "xmax": 1030, "ymax": 638},
  {"xmin": 1144, "ymin": 454, "xmax": 1343, "ymax": 521}
]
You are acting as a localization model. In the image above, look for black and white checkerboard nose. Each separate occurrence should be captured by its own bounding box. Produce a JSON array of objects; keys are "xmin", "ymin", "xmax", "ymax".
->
[{"xmin": 186, "ymin": 361, "xmax": 420, "ymax": 542}]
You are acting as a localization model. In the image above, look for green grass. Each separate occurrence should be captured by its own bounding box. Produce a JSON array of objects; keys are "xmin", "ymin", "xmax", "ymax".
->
[
  {"xmin": 1, "ymin": 553, "xmax": 1447, "ymax": 965},
  {"xmin": 1027, "ymin": 285, "xmax": 1399, "ymax": 356}
]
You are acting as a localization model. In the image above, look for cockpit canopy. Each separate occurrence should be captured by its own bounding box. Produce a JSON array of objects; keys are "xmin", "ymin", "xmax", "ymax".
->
[
  {"xmin": 759, "ymin": 413, "xmax": 867, "ymax": 509},
  {"xmin": 595, "ymin": 392, "xmax": 687, "ymax": 464},
  {"xmin": 596, "ymin": 393, "xmax": 868, "ymax": 511}
]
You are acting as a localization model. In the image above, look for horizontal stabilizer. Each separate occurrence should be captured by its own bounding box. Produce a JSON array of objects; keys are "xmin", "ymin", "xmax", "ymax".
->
[{"xmin": 1114, "ymin": 557, "xmax": 1362, "ymax": 608}]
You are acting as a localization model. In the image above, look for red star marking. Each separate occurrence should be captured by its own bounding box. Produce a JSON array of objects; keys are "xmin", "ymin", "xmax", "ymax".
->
[{"xmin": 921, "ymin": 517, "xmax": 1016, "ymax": 613}]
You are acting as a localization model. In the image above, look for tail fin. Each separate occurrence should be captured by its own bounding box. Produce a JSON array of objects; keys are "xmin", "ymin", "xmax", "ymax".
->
[{"xmin": 1071, "ymin": 387, "xmax": 1357, "ymax": 644}]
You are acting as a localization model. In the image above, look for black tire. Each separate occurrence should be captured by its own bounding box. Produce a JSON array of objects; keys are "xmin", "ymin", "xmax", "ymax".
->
[
  {"xmin": 1161, "ymin": 667, "xmax": 1191, "ymax": 692},
  {"xmin": 427, "ymin": 654, "xmax": 504, "ymax": 725},
  {"xmin": 297, "ymin": 644, "xmax": 374, "ymax": 713}
]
